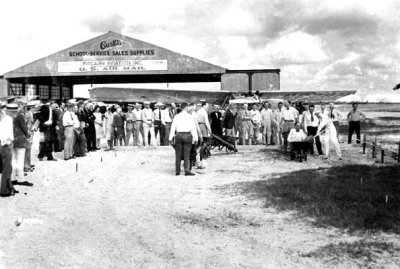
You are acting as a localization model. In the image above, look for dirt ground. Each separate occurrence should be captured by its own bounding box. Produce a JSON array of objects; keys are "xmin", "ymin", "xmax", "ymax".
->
[{"xmin": 0, "ymin": 138, "xmax": 399, "ymax": 268}]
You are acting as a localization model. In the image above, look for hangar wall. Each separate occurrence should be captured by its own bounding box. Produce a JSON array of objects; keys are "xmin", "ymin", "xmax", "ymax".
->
[
  {"xmin": 221, "ymin": 71, "xmax": 280, "ymax": 92},
  {"xmin": 0, "ymin": 79, "xmax": 7, "ymax": 98}
]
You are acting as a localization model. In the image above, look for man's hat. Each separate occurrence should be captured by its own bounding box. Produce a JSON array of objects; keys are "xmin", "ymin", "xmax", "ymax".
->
[
  {"xmin": 128, "ymin": 104, "xmax": 135, "ymax": 108},
  {"xmin": 0, "ymin": 101, "xmax": 6, "ymax": 109},
  {"xmin": 156, "ymin": 102, "xmax": 164, "ymax": 106},
  {"xmin": 15, "ymin": 99, "xmax": 27, "ymax": 106},
  {"xmin": 27, "ymin": 101, "xmax": 37, "ymax": 107},
  {"xmin": 67, "ymin": 102, "xmax": 75, "ymax": 108},
  {"xmin": 143, "ymin": 101, "xmax": 150, "ymax": 105},
  {"xmin": 6, "ymin": 103, "xmax": 18, "ymax": 110}
]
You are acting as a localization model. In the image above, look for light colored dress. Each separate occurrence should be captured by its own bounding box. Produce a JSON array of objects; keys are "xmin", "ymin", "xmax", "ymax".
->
[
  {"xmin": 104, "ymin": 111, "xmax": 114, "ymax": 140},
  {"xmin": 94, "ymin": 112, "xmax": 104, "ymax": 139}
]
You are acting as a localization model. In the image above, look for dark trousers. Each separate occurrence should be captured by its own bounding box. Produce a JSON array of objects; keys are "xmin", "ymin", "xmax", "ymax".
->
[
  {"xmin": 348, "ymin": 121, "xmax": 361, "ymax": 144},
  {"xmin": 0, "ymin": 144, "xmax": 14, "ymax": 195},
  {"xmin": 174, "ymin": 133, "xmax": 192, "ymax": 174},
  {"xmin": 85, "ymin": 126, "xmax": 96, "ymax": 150},
  {"xmin": 38, "ymin": 130, "xmax": 54, "ymax": 160},
  {"xmin": 163, "ymin": 122, "xmax": 172, "ymax": 146},
  {"xmin": 38, "ymin": 142, "xmax": 54, "ymax": 160},
  {"xmin": 154, "ymin": 121, "xmax": 164, "ymax": 145},
  {"xmin": 74, "ymin": 129, "xmax": 87, "ymax": 156},
  {"xmin": 307, "ymin": 126, "xmax": 323, "ymax": 155}
]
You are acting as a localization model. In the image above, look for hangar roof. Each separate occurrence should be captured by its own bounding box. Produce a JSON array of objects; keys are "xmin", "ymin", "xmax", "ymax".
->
[{"xmin": 3, "ymin": 31, "xmax": 226, "ymax": 84}]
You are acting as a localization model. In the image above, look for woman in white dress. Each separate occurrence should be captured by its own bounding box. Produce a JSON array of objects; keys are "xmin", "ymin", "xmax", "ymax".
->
[
  {"xmin": 316, "ymin": 112, "xmax": 342, "ymax": 160},
  {"xmin": 104, "ymin": 106, "xmax": 115, "ymax": 151},
  {"xmin": 93, "ymin": 106, "xmax": 104, "ymax": 149}
]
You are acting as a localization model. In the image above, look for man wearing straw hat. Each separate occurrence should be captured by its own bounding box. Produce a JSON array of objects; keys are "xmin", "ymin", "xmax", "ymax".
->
[
  {"xmin": 63, "ymin": 102, "xmax": 77, "ymax": 160},
  {"xmin": 153, "ymin": 102, "xmax": 164, "ymax": 146},
  {"xmin": 132, "ymin": 102, "xmax": 143, "ymax": 146},
  {"xmin": 0, "ymin": 102, "xmax": 18, "ymax": 197},
  {"xmin": 8, "ymin": 101, "xmax": 30, "ymax": 185},
  {"xmin": 125, "ymin": 104, "xmax": 135, "ymax": 146},
  {"xmin": 161, "ymin": 103, "xmax": 174, "ymax": 146},
  {"xmin": 24, "ymin": 101, "xmax": 36, "ymax": 172},
  {"xmin": 141, "ymin": 101, "xmax": 155, "ymax": 146}
]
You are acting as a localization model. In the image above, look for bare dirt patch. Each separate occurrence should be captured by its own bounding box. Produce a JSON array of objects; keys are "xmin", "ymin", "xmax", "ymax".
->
[{"xmin": 0, "ymin": 142, "xmax": 399, "ymax": 268}]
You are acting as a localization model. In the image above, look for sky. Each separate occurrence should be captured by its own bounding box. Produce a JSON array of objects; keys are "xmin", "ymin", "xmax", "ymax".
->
[{"xmin": 1, "ymin": 0, "xmax": 400, "ymax": 101}]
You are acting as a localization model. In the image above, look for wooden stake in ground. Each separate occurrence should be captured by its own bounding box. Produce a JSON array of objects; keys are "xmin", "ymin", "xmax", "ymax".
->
[
  {"xmin": 385, "ymin": 195, "xmax": 388, "ymax": 204},
  {"xmin": 76, "ymin": 163, "xmax": 78, "ymax": 172}
]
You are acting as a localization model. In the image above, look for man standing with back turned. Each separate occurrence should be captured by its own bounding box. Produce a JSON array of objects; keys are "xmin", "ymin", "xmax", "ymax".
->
[{"xmin": 169, "ymin": 102, "xmax": 198, "ymax": 176}]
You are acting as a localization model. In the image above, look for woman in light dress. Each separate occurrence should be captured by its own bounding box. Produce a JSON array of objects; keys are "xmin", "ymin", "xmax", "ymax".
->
[
  {"xmin": 316, "ymin": 112, "xmax": 342, "ymax": 160},
  {"xmin": 104, "ymin": 105, "xmax": 115, "ymax": 151},
  {"xmin": 93, "ymin": 105, "xmax": 104, "ymax": 149}
]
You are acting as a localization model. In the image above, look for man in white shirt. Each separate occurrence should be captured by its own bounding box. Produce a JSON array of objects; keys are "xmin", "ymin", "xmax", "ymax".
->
[
  {"xmin": 161, "ymin": 104, "xmax": 173, "ymax": 146},
  {"xmin": 287, "ymin": 121, "xmax": 308, "ymax": 162},
  {"xmin": 169, "ymin": 102, "xmax": 198, "ymax": 176},
  {"xmin": 287, "ymin": 122, "xmax": 307, "ymax": 143},
  {"xmin": 196, "ymin": 102, "xmax": 211, "ymax": 138},
  {"xmin": 250, "ymin": 104, "xmax": 261, "ymax": 144},
  {"xmin": 132, "ymin": 103, "xmax": 143, "ymax": 146},
  {"xmin": 327, "ymin": 103, "xmax": 342, "ymax": 140},
  {"xmin": 0, "ymin": 102, "xmax": 17, "ymax": 197},
  {"xmin": 303, "ymin": 104, "xmax": 322, "ymax": 155},
  {"xmin": 260, "ymin": 102, "xmax": 272, "ymax": 145},
  {"xmin": 153, "ymin": 102, "xmax": 164, "ymax": 146},
  {"xmin": 141, "ymin": 101, "xmax": 155, "ymax": 146},
  {"xmin": 280, "ymin": 101, "xmax": 299, "ymax": 152},
  {"xmin": 124, "ymin": 104, "xmax": 135, "ymax": 146},
  {"xmin": 237, "ymin": 103, "xmax": 253, "ymax": 145},
  {"xmin": 62, "ymin": 102, "xmax": 76, "ymax": 160}
]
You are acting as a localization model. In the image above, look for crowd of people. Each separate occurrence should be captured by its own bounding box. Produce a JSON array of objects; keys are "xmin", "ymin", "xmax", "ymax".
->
[{"xmin": 0, "ymin": 97, "xmax": 366, "ymax": 195}]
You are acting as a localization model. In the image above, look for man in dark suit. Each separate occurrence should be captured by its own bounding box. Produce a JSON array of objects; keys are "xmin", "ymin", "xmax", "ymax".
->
[
  {"xmin": 82, "ymin": 101, "xmax": 97, "ymax": 151},
  {"xmin": 223, "ymin": 104, "xmax": 236, "ymax": 136},
  {"xmin": 37, "ymin": 102, "xmax": 56, "ymax": 161},
  {"xmin": 210, "ymin": 105, "xmax": 223, "ymax": 136}
]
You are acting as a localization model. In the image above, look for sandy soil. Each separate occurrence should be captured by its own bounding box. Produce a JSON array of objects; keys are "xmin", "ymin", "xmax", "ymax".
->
[{"xmin": 0, "ymin": 138, "xmax": 399, "ymax": 268}]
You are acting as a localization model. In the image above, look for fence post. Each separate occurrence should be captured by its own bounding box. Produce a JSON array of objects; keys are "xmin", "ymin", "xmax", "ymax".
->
[
  {"xmin": 363, "ymin": 135, "xmax": 366, "ymax": 154},
  {"xmin": 372, "ymin": 137, "xmax": 376, "ymax": 158},
  {"xmin": 381, "ymin": 149, "xmax": 384, "ymax": 163}
]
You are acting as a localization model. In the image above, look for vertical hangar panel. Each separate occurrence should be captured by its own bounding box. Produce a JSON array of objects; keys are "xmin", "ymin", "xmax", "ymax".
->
[
  {"xmin": 252, "ymin": 73, "xmax": 280, "ymax": 91},
  {"xmin": 0, "ymin": 79, "xmax": 8, "ymax": 98},
  {"xmin": 221, "ymin": 73, "xmax": 249, "ymax": 92}
]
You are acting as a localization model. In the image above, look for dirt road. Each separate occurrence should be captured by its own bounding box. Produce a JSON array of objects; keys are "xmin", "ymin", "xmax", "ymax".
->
[{"xmin": 0, "ymin": 144, "xmax": 399, "ymax": 268}]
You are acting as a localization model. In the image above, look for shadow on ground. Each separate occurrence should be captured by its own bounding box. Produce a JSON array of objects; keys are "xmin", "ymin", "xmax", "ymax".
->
[
  {"xmin": 220, "ymin": 164, "xmax": 400, "ymax": 233},
  {"xmin": 302, "ymin": 239, "xmax": 400, "ymax": 267}
]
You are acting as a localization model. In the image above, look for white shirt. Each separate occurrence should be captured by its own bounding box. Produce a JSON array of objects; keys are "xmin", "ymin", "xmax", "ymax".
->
[
  {"xmin": 72, "ymin": 113, "xmax": 80, "ymax": 128},
  {"xmin": 287, "ymin": 128, "xmax": 307, "ymax": 143},
  {"xmin": 63, "ymin": 110, "xmax": 75, "ymax": 127},
  {"xmin": 153, "ymin": 108, "xmax": 162, "ymax": 121},
  {"xmin": 133, "ymin": 109, "xmax": 142, "ymax": 121},
  {"xmin": 169, "ymin": 110, "xmax": 198, "ymax": 142},
  {"xmin": 196, "ymin": 107, "xmax": 211, "ymax": 131},
  {"xmin": 280, "ymin": 107, "xmax": 298, "ymax": 121},
  {"xmin": 161, "ymin": 108, "xmax": 172, "ymax": 124},
  {"xmin": 303, "ymin": 111, "xmax": 319, "ymax": 128},
  {"xmin": 260, "ymin": 108, "xmax": 272, "ymax": 124},
  {"xmin": 250, "ymin": 109, "xmax": 261, "ymax": 124},
  {"xmin": 141, "ymin": 108, "xmax": 154, "ymax": 124},
  {"xmin": 326, "ymin": 108, "xmax": 342, "ymax": 122},
  {"xmin": 0, "ymin": 113, "xmax": 14, "ymax": 145}
]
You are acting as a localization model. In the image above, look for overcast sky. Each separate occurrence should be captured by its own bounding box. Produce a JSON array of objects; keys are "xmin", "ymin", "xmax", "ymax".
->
[{"xmin": 1, "ymin": 0, "xmax": 400, "ymax": 100}]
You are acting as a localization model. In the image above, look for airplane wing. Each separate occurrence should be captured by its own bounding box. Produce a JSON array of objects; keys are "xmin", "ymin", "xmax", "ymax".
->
[{"xmin": 90, "ymin": 87, "xmax": 356, "ymax": 104}]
